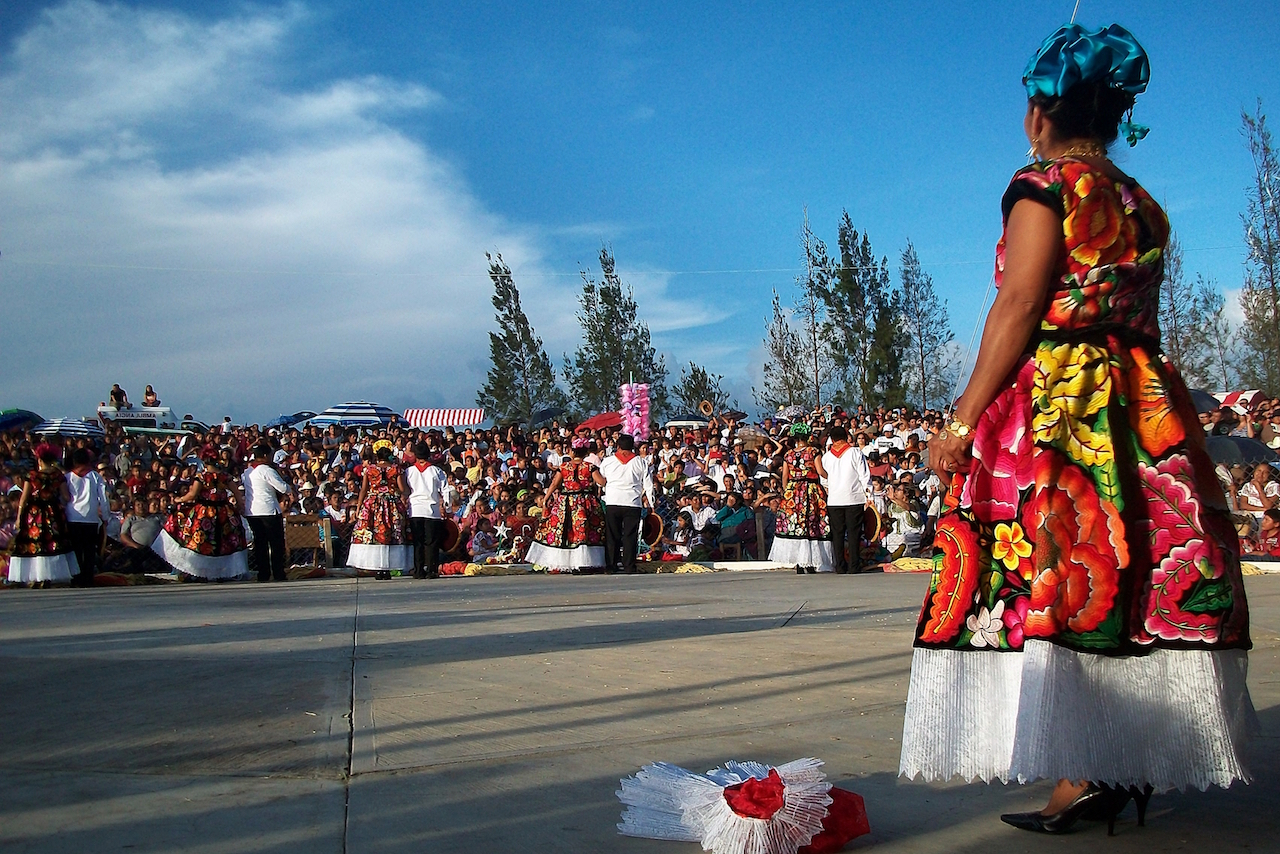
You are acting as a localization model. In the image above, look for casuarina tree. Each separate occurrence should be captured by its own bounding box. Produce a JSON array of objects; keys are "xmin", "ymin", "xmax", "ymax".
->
[
  {"xmin": 476, "ymin": 253, "xmax": 568, "ymax": 425},
  {"xmin": 1238, "ymin": 102, "xmax": 1280, "ymax": 396},
  {"xmin": 563, "ymin": 246, "xmax": 669, "ymax": 417},
  {"xmin": 898, "ymin": 240, "xmax": 957, "ymax": 410}
]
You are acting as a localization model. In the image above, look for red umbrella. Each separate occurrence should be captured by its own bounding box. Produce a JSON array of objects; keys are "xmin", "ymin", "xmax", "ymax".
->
[{"xmin": 577, "ymin": 411, "xmax": 623, "ymax": 431}]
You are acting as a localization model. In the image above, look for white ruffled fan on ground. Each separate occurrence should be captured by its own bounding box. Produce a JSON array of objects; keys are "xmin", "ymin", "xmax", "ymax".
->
[{"xmin": 617, "ymin": 758, "xmax": 869, "ymax": 854}]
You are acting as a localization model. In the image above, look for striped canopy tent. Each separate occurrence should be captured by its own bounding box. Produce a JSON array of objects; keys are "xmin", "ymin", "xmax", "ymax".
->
[
  {"xmin": 32, "ymin": 418, "xmax": 106, "ymax": 438},
  {"xmin": 1215, "ymin": 390, "xmax": 1264, "ymax": 412},
  {"xmin": 403, "ymin": 408, "xmax": 486, "ymax": 428},
  {"xmin": 310, "ymin": 401, "xmax": 402, "ymax": 427}
]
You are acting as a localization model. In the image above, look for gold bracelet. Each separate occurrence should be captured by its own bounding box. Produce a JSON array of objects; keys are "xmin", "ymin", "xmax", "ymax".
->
[{"xmin": 945, "ymin": 418, "xmax": 975, "ymax": 441}]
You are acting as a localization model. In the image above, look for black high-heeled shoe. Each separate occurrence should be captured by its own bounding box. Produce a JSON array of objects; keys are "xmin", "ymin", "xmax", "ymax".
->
[
  {"xmin": 1097, "ymin": 784, "xmax": 1154, "ymax": 835},
  {"xmin": 1000, "ymin": 784, "xmax": 1106, "ymax": 834}
]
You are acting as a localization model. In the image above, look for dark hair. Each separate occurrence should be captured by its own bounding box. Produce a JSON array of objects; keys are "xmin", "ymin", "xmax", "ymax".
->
[
  {"xmin": 414, "ymin": 441, "xmax": 431, "ymax": 459},
  {"xmin": 71, "ymin": 448, "xmax": 93, "ymax": 467},
  {"xmin": 617, "ymin": 433, "xmax": 635, "ymax": 452},
  {"xmin": 375, "ymin": 446, "xmax": 394, "ymax": 462},
  {"xmin": 1266, "ymin": 509, "xmax": 1280, "ymax": 525},
  {"xmin": 251, "ymin": 442, "xmax": 272, "ymax": 460},
  {"xmin": 1031, "ymin": 79, "xmax": 1135, "ymax": 146},
  {"xmin": 827, "ymin": 426, "xmax": 848, "ymax": 443}
]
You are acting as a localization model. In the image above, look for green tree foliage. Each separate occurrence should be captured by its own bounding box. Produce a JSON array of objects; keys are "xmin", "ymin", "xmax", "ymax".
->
[
  {"xmin": 1238, "ymin": 102, "xmax": 1280, "ymax": 395},
  {"xmin": 898, "ymin": 240, "xmax": 958, "ymax": 410},
  {"xmin": 1159, "ymin": 233, "xmax": 1238, "ymax": 391},
  {"xmin": 796, "ymin": 214, "xmax": 837, "ymax": 406},
  {"xmin": 563, "ymin": 246, "xmax": 669, "ymax": 417},
  {"xmin": 819, "ymin": 212, "xmax": 905, "ymax": 408},
  {"xmin": 754, "ymin": 290, "xmax": 809, "ymax": 411},
  {"xmin": 1195, "ymin": 276, "xmax": 1237, "ymax": 392},
  {"xmin": 673, "ymin": 362, "xmax": 734, "ymax": 416},
  {"xmin": 1158, "ymin": 233, "xmax": 1211, "ymax": 384},
  {"xmin": 475, "ymin": 253, "xmax": 568, "ymax": 425}
]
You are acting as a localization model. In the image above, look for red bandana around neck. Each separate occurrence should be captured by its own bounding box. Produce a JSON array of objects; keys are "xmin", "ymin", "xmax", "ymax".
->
[
  {"xmin": 615, "ymin": 450, "xmax": 637, "ymax": 464},
  {"xmin": 829, "ymin": 441, "xmax": 851, "ymax": 458}
]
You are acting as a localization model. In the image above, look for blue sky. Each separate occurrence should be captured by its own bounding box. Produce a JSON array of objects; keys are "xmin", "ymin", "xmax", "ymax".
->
[{"xmin": 1, "ymin": 0, "xmax": 1277, "ymax": 422}]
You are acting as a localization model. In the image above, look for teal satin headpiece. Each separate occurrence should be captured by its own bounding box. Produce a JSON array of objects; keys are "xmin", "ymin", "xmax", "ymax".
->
[
  {"xmin": 1023, "ymin": 23, "xmax": 1150, "ymax": 100},
  {"xmin": 1024, "ymin": 23, "xmax": 1150, "ymax": 146}
]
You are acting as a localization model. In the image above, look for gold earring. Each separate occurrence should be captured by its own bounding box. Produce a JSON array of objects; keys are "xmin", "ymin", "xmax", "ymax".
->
[{"xmin": 1026, "ymin": 137, "xmax": 1041, "ymax": 163}]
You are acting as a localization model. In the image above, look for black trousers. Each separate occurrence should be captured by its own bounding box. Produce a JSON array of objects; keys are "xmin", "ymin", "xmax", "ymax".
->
[
  {"xmin": 67, "ymin": 522, "xmax": 100, "ymax": 585},
  {"xmin": 410, "ymin": 517, "xmax": 444, "ymax": 578},
  {"xmin": 246, "ymin": 514, "xmax": 287, "ymax": 581},
  {"xmin": 604, "ymin": 506, "xmax": 642, "ymax": 573},
  {"xmin": 828, "ymin": 504, "xmax": 865, "ymax": 574}
]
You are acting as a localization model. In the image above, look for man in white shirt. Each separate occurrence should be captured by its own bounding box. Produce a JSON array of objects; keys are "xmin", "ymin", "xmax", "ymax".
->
[
  {"xmin": 596, "ymin": 433, "xmax": 653, "ymax": 574},
  {"xmin": 242, "ymin": 443, "xmax": 293, "ymax": 582},
  {"xmin": 66, "ymin": 447, "xmax": 110, "ymax": 586},
  {"xmin": 816, "ymin": 426, "xmax": 872, "ymax": 574},
  {"xmin": 405, "ymin": 441, "xmax": 450, "ymax": 579}
]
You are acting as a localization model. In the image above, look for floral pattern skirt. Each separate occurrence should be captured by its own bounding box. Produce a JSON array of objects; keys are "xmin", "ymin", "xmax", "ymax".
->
[
  {"xmin": 901, "ymin": 336, "xmax": 1255, "ymax": 789},
  {"xmin": 352, "ymin": 493, "xmax": 408, "ymax": 546}
]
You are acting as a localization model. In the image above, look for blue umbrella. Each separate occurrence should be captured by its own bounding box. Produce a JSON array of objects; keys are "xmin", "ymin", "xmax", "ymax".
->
[
  {"xmin": 32, "ymin": 418, "xmax": 105, "ymax": 438},
  {"xmin": 0, "ymin": 409, "xmax": 43, "ymax": 432},
  {"xmin": 310, "ymin": 401, "xmax": 400, "ymax": 427},
  {"xmin": 265, "ymin": 410, "xmax": 317, "ymax": 428}
]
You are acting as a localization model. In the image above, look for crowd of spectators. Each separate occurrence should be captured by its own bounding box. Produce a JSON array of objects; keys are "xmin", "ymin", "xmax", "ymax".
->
[{"xmin": 5, "ymin": 385, "xmax": 1280, "ymax": 580}]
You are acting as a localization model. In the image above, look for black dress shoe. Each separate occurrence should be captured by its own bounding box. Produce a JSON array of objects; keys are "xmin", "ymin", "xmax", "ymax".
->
[{"xmin": 1001, "ymin": 784, "xmax": 1106, "ymax": 834}]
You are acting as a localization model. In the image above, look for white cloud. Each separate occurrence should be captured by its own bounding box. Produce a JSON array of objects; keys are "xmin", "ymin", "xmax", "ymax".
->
[{"xmin": 0, "ymin": 1, "xmax": 573, "ymax": 420}]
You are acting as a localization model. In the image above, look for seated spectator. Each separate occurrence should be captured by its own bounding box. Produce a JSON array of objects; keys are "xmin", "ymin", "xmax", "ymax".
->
[
  {"xmin": 109, "ymin": 383, "xmax": 130, "ymax": 409},
  {"xmin": 1245, "ymin": 508, "xmax": 1280, "ymax": 557},
  {"xmin": 714, "ymin": 492, "xmax": 753, "ymax": 545},
  {"xmin": 884, "ymin": 481, "xmax": 925, "ymax": 558},
  {"xmin": 660, "ymin": 512, "xmax": 693, "ymax": 560},
  {"xmin": 143, "ymin": 385, "xmax": 160, "ymax": 406},
  {"xmin": 105, "ymin": 496, "xmax": 171, "ymax": 573}
]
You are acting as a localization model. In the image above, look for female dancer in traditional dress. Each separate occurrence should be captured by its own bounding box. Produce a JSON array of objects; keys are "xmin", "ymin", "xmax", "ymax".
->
[
  {"xmin": 526, "ymin": 437, "xmax": 606, "ymax": 572},
  {"xmin": 8, "ymin": 443, "xmax": 80, "ymax": 587},
  {"xmin": 769, "ymin": 423, "xmax": 832, "ymax": 572},
  {"xmin": 347, "ymin": 441, "xmax": 412, "ymax": 576},
  {"xmin": 899, "ymin": 23, "xmax": 1254, "ymax": 834},
  {"xmin": 152, "ymin": 452, "xmax": 249, "ymax": 580}
]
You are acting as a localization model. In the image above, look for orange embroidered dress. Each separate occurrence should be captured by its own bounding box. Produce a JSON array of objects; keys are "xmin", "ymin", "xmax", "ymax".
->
[{"xmin": 899, "ymin": 159, "xmax": 1254, "ymax": 791}]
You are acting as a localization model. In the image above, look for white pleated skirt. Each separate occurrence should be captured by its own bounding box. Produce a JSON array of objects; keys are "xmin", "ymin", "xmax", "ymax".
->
[
  {"xmin": 152, "ymin": 530, "xmax": 249, "ymax": 580},
  {"xmin": 346, "ymin": 543, "xmax": 413, "ymax": 570},
  {"xmin": 525, "ymin": 541, "xmax": 605, "ymax": 570},
  {"xmin": 8, "ymin": 553, "xmax": 79, "ymax": 583},
  {"xmin": 768, "ymin": 536, "xmax": 834, "ymax": 571},
  {"xmin": 899, "ymin": 639, "xmax": 1256, "ymax": 792}
]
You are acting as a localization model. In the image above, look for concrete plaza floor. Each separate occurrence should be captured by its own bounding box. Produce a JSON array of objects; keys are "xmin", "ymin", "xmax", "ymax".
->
[{"xmin": 0, "ymin": 571, "xmax": 1277, "ymax": 854}]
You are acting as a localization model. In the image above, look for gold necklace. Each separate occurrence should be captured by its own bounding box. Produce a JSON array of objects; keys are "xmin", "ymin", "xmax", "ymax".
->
[{"xmin": 1056, "ymin": 141, "xmax": 1108, "ymax": 159}]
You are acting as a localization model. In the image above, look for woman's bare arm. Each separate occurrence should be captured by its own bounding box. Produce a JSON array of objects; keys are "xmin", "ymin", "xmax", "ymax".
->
[{"xmin": 932, "ymin": 200, "xmax": 1061, "ymax": 481}]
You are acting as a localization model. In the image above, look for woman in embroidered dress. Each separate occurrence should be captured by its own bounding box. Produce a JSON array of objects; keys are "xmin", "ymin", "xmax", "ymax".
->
[
  {"xmin": 768, "ymin": 423, "xmax": 832, "ymax": 572},
  {"xmin": 347, "ymin": 441, "xmax": 412, "ymax": 576},
  {"xmin": 899, "ymin": 23, "xmax": 1254, "ymax": 834},
  {"xmin": 526, "ymin": 438, "xmax": 605, "ymax": 572},
  {"xmin": 152, "ymin": 452, "xmax": 249, "ymax": 580},
  {"xmin": 8, "ymin": 443, "xmax": 79, "ymax": 587}
]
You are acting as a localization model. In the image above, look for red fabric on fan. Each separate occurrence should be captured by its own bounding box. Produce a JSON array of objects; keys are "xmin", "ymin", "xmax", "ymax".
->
[
  {"xmin": 798, "ymin": 787, "xmax": 870, "ymax": 854},
  {"xmin": 439, "ymin": 560, "xmax": 469, "ymax": 576},
  {"xmin": 722, "ymin": 769, "xmax": 786, "ymax": 820}
]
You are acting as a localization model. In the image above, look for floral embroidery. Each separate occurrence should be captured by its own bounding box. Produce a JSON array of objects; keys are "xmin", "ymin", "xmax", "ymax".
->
[
  {"xmin": 991, "ymin": 523, "xmax": 1032, "ymax": 572},
  {"xmin": 913, "ymin": 158, "xmax": 1249, "ymax": 655},
  {"xmin": 966, "ymin": 602, "xmax": 1006, "ymax": 648}
]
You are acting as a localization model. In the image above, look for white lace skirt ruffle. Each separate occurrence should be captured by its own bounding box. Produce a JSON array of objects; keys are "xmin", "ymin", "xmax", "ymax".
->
[
  {"xmin": 8, "ymin": 553, "xmax": 79, "ymax": 583},
  {"xmin": 525, "ymin": 542, "xmax": 605, "ymax": 570},
  {"xmin": 152, "ymin": 530, "xmax": 249, "ymax": 580},
  {"xmin": 768, "ymin": 536, "xmax": 834, "ymax": 571},
  {"xmin": 899, "ymin": 639, "xmax": 1256, "ymax": 792},
  {"xmin": 346, "ymin": 543, "xmax": 414, "ymax": 570}
]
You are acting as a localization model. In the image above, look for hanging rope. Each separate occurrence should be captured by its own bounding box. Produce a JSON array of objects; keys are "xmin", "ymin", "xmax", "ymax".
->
[{"xmin": 950, "ymin": 272, "xmax": 996, "ymax": 406}]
